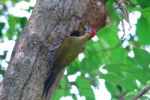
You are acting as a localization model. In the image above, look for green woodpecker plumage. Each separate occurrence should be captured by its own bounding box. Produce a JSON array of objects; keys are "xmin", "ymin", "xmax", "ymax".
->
[{"xmin": 43, "ymin": 28, "xmax": 96, "ymax": 97}]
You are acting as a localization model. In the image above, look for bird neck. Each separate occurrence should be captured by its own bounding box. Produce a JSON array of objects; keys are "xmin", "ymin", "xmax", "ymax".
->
[{"xmin": 81, "ymin": 33, "xmax": 92, "ymax": 41}]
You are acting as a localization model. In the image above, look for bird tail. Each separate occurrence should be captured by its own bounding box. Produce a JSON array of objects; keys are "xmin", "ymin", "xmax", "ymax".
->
[{"xmin": 42, "ymin": 63, "xmax": 60, "ymax": 97}]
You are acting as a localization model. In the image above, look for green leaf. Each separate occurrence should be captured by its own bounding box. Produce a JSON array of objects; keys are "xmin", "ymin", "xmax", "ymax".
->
[
  {"xmin": 59, "ymin": 76, "xmax": 69, "ymax": 88},
  {"xmin": 0, "ymin": 69, "xmax": 5, "ymax": 75},
  {"xmin": 97, "ymin": 25, "xmax": 119, "ymax": 47},
  {"xmin": 0, "ymin": 22, "xmax": 5, "ymax": 38},
  {"xmin": 103, "ymin": 55, "xmax": 150, "ymax": 84},
  {"xmin": 6, "ymin": 15, "xmax": 26, "ymax": 39},
  {"xmin": 106, "ymin": 0, "xmax": 114, "ymax": 11},
  {"xmin": 102, "ymin": 73, "xmax": 136, "ymax": 93},
  {"xmin": 0, "ymin": 22, "xmax": 5, "ymax": 30},
  {"xmin": 80, "ymin": 48, "xmax": 100, "ymax": 72},
  {"xmin": 7, "ymin": 15, "xmax": 16, "ymax": 39},
  {"xmin": 71, "ymin": 94, "xmax": 77, "ymax": 100},
  {"xmin": 100, "ymin": 72, "xmax": 124, "ymax": 87},
  {"xmin": 0, "ymin": 0, "xmax": 7, "ymax": 5},
  {"xmin": 125, "ymin": 91, "xmax": 138, "ymax": 100},
  {"xmin": 106, "ymin": 0, "xmax": 120, "ymax": 25},
  {"xmin": 76, "ymin": 76, "xmax": 95, "ymax": 99},
  {"xmin": 100, "ymin": 71, "xmax": 138, "ymax": 92},
  {"xmin": 20, "ymin": 17, "xmax": 27, "ymax": 28},
  {"xmin": 141, "ymin": 7, "xmax": 150, "ymax": 23},
  {"xmin": 52, "ymin": 88, "xmax": 65, "ymax": 100},
  {"xmin": 105, "ymin": 81, "xmax": 120, "ymax": 97},
  {"xmin": 136, "ymin": 16, "xmax": 150, "ymax": 45},
  {"xmin": 133, "ymin": 48, "xmax": 150, "ymax": 70},
  {"xmin": 67, "ymin": 60, "xmax": 81, "ymax": 75},
  {"xmin": 104, "ymin": 64, "xmax": 138, "ymax": 74},
  {"xmin": 52, "ymin": 76, "xmax": 70, "ymax": 100},
  {"xmin": 137, "ymin": 0, "xmax": 150, "ymax": 8},
  {"xmin": 130, "ymin": 0, "xmax": 138, "ymax": 5},
  {"xmin": 109, "ymin": 46, "xmax": 127, "ymax": 64}
]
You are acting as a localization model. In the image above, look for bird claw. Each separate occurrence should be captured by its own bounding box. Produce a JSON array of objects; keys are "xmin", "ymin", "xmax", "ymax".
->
[{"xmin": 49, "ymin": 45, "xmax": 61, "ymax": 52}]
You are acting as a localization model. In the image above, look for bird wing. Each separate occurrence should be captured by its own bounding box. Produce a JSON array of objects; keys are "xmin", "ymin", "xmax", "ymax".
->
[{"xmin": 54, "ymin": 36, "xmax": 85, "ymax": 68}]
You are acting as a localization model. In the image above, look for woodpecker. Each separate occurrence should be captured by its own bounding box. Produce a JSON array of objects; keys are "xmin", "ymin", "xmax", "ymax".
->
[{"xmin": 43, "ymin": 27, "xmax": 96, "ymax": 97}]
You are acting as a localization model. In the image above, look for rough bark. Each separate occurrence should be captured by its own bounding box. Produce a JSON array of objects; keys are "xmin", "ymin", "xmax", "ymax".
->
[{"xmin": 0, "ymin": 0, "xmax": 108, "ymax": 100}]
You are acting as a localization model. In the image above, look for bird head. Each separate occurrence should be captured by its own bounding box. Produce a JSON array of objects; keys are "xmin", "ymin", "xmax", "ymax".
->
[{"xmin": 83, "ymin": 25, "xmax": 96, "ymax": 39}]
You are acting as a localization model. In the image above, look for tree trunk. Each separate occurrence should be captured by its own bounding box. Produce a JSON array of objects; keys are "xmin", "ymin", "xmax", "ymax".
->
[{"xmin": 0, "ymin": 0, "xmax": 108, "ymax": 100}]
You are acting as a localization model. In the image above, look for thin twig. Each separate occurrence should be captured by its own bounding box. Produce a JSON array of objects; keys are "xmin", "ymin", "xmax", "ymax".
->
[{"xmin": 132, "ymin": 85, "xmax": 150, "ymax": 100}]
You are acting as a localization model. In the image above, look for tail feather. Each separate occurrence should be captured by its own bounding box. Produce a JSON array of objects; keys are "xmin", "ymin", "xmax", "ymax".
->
[{"xmin": 43, "ymin": 67, "xmax": 58, "ymax": 97}]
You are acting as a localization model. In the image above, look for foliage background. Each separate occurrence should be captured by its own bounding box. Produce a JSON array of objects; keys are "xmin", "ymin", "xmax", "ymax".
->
[{"xmin": 0, "ymin": 0, "xmax": 150, "ymax": 100}]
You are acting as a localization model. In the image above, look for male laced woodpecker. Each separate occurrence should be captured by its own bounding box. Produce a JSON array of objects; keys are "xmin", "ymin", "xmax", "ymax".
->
[{"xmin": 43, "ymin": 26, "xmax": 96, "ymax": 97}]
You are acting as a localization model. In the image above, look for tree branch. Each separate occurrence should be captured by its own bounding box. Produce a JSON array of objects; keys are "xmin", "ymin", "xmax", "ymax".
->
[{"xmin": 132, "ymin": 85, "xmax": 150, "ymax": 100}]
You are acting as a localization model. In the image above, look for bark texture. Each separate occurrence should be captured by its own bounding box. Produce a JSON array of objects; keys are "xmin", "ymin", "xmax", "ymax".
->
[{"xmin": 0, "ymin": 0, "xmax": 108, "ymax": 100}]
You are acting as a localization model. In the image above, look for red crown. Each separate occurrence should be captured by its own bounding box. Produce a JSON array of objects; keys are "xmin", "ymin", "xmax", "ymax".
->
[{"xmin": 91, "ymin": 28, "xmax": 96, "ymax": 38}]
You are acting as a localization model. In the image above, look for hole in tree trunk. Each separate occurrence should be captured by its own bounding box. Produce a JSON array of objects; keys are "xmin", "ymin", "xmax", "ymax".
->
[{"xmin": 71, "ymin": 31, "xmax": 81, "ymax": 37}]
